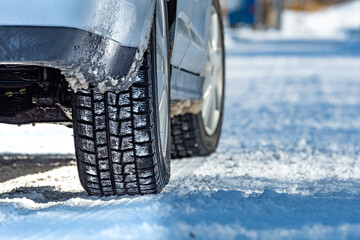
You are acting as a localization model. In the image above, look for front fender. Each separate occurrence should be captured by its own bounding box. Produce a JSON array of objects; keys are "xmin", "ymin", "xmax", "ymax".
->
[{"xmin": 0, "ymin": 0, "xmax": 155, "ymax": 92}]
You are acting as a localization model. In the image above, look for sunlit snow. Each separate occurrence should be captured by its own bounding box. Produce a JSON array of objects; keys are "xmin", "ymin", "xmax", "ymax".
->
[{"xmin": 0, "ymin": 1, "xmax": 359, "ymax": 239}]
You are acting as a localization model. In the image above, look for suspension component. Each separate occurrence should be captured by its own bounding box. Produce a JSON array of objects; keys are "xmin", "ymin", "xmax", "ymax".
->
[{"xmin": 0, "ymin": 65, "xmax": 72, "ymax": 116}]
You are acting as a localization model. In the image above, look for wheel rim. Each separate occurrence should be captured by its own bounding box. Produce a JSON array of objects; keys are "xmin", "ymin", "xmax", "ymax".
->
[
  {"xmin": 156, "ymin": 0, "xmax": 169, "ymax": 158},
  {"xmin": 202, "ymin": 6, "xmax": 224, "ymax": 136}
]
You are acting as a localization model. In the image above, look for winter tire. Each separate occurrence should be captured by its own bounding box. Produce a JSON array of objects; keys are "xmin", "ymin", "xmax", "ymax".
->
[
  {"xmin": 171, "ymin": 0, "xmax": 225, "ymax": 159},
  {"xmin": 72, "ymin": 0, "xmax": 171, "ymax": 196}
]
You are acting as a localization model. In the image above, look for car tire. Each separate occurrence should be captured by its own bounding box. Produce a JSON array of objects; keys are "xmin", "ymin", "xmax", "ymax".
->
[
  {"xmin": 72, "ymin": 0, "xmax": 171, "ymax": 196},
  {"xmin": 171, "ymin": 0, "xmax": 225, "ymax": 159}
]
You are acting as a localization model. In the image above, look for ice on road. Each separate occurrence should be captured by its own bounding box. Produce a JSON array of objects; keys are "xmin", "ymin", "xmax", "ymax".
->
[{"xmin": 0, "ymin": 1, "xmax": 360, "ymax": 239}]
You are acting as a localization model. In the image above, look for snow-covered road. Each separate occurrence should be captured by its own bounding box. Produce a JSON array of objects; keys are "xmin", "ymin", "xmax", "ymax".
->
[{"xmin": 0, "ymin": 2, "xmax": 360, "ymax": 239}]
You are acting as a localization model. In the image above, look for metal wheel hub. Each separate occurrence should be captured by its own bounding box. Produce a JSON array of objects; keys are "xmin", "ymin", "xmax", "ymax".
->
[{"xmin": 202, "ymin": 6, "xmax": 224, "ymax": 136}]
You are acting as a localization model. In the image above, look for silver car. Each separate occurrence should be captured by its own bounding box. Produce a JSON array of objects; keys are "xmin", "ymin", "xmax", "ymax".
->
[{"xmin": 0, "ymin": 0, "xmax": 225, "ymax": 195}]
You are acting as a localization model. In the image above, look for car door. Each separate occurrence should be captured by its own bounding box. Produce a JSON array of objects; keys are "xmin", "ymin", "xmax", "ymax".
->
[{"xmin": 171, "ymin": 0, "xmax": 212, "ymax": 76}]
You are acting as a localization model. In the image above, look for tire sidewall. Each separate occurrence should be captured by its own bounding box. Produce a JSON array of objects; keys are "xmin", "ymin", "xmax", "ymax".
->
[{"xmin": 152, "ymin": 0, "xmax": 171, "ymax": 184}]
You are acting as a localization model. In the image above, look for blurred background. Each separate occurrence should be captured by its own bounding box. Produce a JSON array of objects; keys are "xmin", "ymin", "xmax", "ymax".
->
[{"xmin": 220, "ymin": 0, "xmax": 360, "ymax": 38}]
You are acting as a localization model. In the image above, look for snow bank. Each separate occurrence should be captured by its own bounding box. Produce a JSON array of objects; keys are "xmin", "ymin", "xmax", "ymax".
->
[
  {"xmin": 0, "ymin": 124, "xmax": 74, "ymax": 154},
  {"xmin": 282, "ymin": 0, "xmax": 360, "ymax": 39}
]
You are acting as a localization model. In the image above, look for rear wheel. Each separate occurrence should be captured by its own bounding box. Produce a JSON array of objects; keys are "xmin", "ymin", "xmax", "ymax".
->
[
  {"xmin": 171, "ymin": 0, "xmax": 225, "ymax": 159},
  {"xmin": 72, "ymin": 0, "xmax": 170, "ymax": 196}
]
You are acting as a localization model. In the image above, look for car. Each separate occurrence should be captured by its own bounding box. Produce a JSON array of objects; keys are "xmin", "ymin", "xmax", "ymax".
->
[{"xmin": 0, "ymin": 0, "xmax": 225, "ymax": 196}]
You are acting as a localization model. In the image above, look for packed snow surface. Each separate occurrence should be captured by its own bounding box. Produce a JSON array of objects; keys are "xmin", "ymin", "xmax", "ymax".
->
[{"xmin": 0, "ymin": 1, "xmax": 360, "ymax": 239}]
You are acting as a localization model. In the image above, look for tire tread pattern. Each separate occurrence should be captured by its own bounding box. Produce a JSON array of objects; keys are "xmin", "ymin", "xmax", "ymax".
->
[
  {"xmin": 170, "ymin": 114, "xmax": 210, "ymax": 159},
  {"xmin": 73, "ymin": 63, "xmax": 166, "ymax": 196}
]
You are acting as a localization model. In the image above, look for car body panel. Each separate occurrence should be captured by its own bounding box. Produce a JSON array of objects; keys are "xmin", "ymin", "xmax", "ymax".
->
[
  {"xmin": 0, "ymin": 0, "xmax": 214, "ymax": 100},
  {"xmin": 0, "ymin": 0, "xmax": 155, "ymax": 92},
  {"xmin": 171, "ymin": 0, "xmax": 211, "ymax": 75},
  {"xmin": 0, "ymin": 0, "xmax": 154, "ymax": 47},
  {"xmin": 177, "ymin": 0, "xmax": 212, "ymax": 74},
  {"xmin": 170, "ymin": 0, "xmax": 212, "ymax": 101},
  {"xmin": 170, "ymin": 0, "xmax": 193, "ymax": 67},
  {"xmin": 0, "ymin": 27, "xmax": 137, "ymax": 92},
  {"xmin": 170, "ymin": 66, "xmax": 204, "ymax": 100}
]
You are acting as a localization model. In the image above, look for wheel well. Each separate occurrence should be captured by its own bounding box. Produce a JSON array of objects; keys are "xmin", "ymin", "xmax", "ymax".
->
[
  {"xmin": 0, "ymin": 65, "xmax": 72, "ymax": 124},
  {"xmin": 167, "ymin": 0, "xmax": 177, "ymax": 28}
]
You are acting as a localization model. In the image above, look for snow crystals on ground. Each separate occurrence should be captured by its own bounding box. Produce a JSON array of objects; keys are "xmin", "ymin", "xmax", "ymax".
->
[{"xmin": 0, "ymin": 1, "xmax": 359, "ymax": 239}]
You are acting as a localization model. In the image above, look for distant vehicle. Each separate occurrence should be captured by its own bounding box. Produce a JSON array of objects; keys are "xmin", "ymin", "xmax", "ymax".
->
[
  {"xmin": 226, "ymin": 0, "xmax": 282, "ymax": 29},
  {"xmin": 0, "ymin": 0, "xmax": 225, "ymax": 196},
  {"xmin": 227, "ymin": 0, "xmax": 256, "ymax": 27}
]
